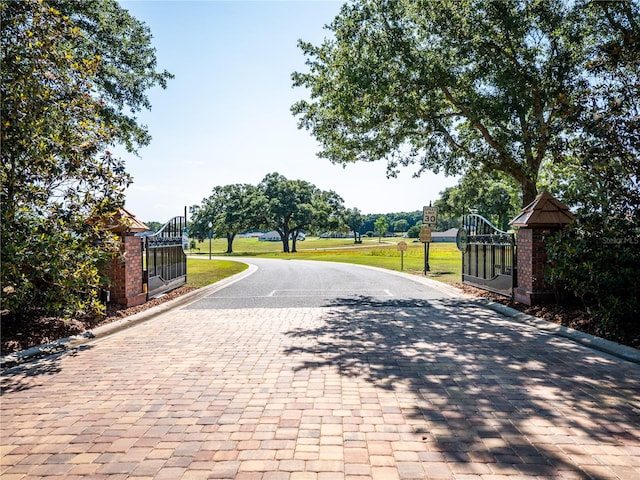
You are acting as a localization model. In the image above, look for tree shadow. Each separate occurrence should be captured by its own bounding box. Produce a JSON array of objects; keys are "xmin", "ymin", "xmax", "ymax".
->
[
  {"xmin": 1, "ymin": 345, "xmax": 92, "ymax": 394},
  {"xmin": 284, "ymin": 295, "xmax": 640, "ymax": 478}
]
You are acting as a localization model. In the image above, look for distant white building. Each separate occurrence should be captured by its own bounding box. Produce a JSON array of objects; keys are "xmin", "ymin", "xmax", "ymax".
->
[
  {"xmin": 236, "ymin": 231, "xmax": 263, "ymax": 238},
  {"xmin": 258, "ymin": 231, "xmax": 280, "ymax": 242},
  {"xmin": 431, "ymin": 228, "xmax": 458, "ymax": 242},
  {"xmin": 319, "ymin": 231, "xmax": 354, "ymax": 238},
  {"xmin": 258, "ymin": 231, "xmax": 306, "ymax": 242}
]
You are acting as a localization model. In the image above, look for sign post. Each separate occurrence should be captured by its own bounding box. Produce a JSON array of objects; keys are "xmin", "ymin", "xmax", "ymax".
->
[
  {"xmin": 419, "ymin": 226, "xmax": 432, "ymax": 273},
  {"xmin": 397, "ymin": 241, "xmax": 408, "ymax": 271},
  {"xmin": 421, "ymin": 205, "xmax": 438, "ymax": 275}
]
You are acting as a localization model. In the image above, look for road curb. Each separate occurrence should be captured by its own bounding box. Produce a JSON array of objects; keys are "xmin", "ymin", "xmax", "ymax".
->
[
  {"xmin": 1, "ymin": 262, "xmax": 257, "ymax": 372},
  {"xmin": 475, "ymin": 298, "xmax": 640, "ymax": 365}
]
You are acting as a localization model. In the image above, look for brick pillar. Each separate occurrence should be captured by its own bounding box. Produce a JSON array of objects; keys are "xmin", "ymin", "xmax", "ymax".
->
[
  {"xmin": 513, "ymin": 227, "xmax": 557, "ymax": 306},
  {"xmin": 509, "ymin": 191, "xmax": 575, "ymax": 306},
  {"xmin": 109, "ymin": 234, "xmax": 147, "ymax": 307}
]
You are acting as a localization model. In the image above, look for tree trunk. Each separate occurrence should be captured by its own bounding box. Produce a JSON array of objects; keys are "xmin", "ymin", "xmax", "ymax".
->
[
  {"xmin": 280, "ymin": 229, "xmax": 290, "ymax": 253},
  {"xmin": 521, "ymin": 177, "xmax": 538, "ymax": 208},
  {"xmin": 226, "ymin": 234, "xmax": 234, "ymax": 254}
]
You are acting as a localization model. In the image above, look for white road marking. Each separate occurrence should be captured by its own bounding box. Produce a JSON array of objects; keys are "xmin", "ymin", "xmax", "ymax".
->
[{"xmin": 211, "ymin": 289, "xmax": 395, "ymax": 299}]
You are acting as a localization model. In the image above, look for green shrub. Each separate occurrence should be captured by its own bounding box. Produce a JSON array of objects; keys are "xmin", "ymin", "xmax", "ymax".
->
[
  {"xmin": 1, "ymin": 213, "xmax": 115, "ymax": 322},
  {"xmin": 546, "ymin": 218, "xmax": 640, "ymax": 342}
]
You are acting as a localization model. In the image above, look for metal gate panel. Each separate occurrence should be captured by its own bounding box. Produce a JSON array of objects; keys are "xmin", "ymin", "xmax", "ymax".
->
[
  {"xmin": 461, "ymin": 214, "xmax": 516, "ymax": 297},
  {"xmin": 145, "ymin": 215, "xmax": 187, "ymax": 298}
]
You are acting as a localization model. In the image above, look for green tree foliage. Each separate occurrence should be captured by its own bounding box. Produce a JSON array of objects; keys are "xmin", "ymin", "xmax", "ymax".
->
[
  {"xmin": 303, "ymin": 188, "xmax": 345, "ymax": 250},
  {"xmin": 143, "ymin": 221, "xmax": 164, "ymax": 233},
  {"xmin": 406, "ymin": 224, "xmax": 421, "ymax": 239},
  {"xmin": 545, "ymin": 1, "xmax": 640, "ymax": 343},
  {"xmin": 435, "ymin": 171, "xmax": 520, "ymax": 231},
  {"xmin": 373, "ymin": 216, "xmax": 388, "ymax": 243},
  {"xmin": 190, "ymin": 184, "xmax": 263, "ymax": 254},
  {"xmin": 56, "ymin": 0, "xmax": 173, "ymax": 153},
  {"xmin": 361, "ymin": 211, "xmax": 422, "ymax": 235},
  {"xmin": 1, "ymin": 0, "xmax": 171, "ymax": 321},
  {"xmin": 344, "ymin": 207, "xmax": 364, "ymax": 243},
  {"xmin": 393, "ymin": 219, "xmax": 409, "ymax": 234},
  {"xmin": 258, "ymin": 173, "xmax": 345, "ymax": 253},
  {"xmin": 292, "ymin": 0, "xmax": 590, "ymax": 207}
]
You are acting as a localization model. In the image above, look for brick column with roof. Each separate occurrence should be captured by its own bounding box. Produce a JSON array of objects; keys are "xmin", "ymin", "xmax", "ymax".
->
[
  {"xmin": 509, "ymin": 191, "xmax": 575, "ymax": 306},
  {"xmin": 106, "ymin": 209, "xmax": 149, "ymax": 307}
]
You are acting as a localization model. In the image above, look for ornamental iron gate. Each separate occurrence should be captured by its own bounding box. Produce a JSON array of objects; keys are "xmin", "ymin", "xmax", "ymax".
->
[
  {"xmin": 460, "ymin": 214, "xmax": 516, "ymax": 297},
  {"xmin": 145, "ymin": 214, "xmax": 187, "ymax": 298}
]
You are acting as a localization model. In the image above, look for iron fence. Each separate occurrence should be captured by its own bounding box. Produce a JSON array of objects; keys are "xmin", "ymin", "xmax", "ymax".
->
[
  {"xmin": 145, "ymin": 215, "xmax": 187, "ymax": 298},
  {"xmin": 461, "ymin": 214, "xmax": 516, "ymax": 297}
]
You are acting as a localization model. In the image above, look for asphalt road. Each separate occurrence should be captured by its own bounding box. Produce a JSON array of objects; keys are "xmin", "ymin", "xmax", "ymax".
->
[{"xmin": 187, "ymin": 257, "xmax": 456, "ymax": 310}]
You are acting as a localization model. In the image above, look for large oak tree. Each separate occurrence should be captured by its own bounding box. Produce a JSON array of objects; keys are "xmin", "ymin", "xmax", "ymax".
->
[
  {"xmin": 545, "ymin": 0, "xmax": 640, "ymax": 342},
  {"xmin": 190, "ymin": 184, "xmax": 263, "ymax": 254},
  {"xmin": 258, "ymin": 173, "xmax": 345, "ymax": 253},
  {"xmin": 292, "ymin": 0, "xmax": 592, "ymax": 207}
]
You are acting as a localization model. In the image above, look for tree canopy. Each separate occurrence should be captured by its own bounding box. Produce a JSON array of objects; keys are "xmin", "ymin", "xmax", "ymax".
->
[
  {"xmin": 544, "ymin": 0, "xmax": 640, "ymax": 343},
  {"xmin": 190, "ymin": 174, "xmax": 346, "ymax": 254},
  {"xmin": 292, "ymin": 0, "xmax": 607, "ymax": 207},
  {"xmin": 190, "ymin": 184, "xmax": 263, "ymax": 254},
  {"xmin": 373, "ymin": 216, "xmax": 388, "ymax": 243},
  {"xmin": 258, "ymin": 173, "xmax": 345, "ymax": 253},
  {"xmin": 435, "ymin": 171, "xmax": 519, "ymax": 231},
  {"xmin": 344, "ymin": 207, "xmax": 364, "ymax": 243},
  {"xmin": 1, "ymin": 0, "xmax": 171, "ymax": 321}
]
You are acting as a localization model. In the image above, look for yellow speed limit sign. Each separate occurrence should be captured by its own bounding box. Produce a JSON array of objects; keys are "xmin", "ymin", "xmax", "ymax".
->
[{"xmin": 419, "ymin": 227, "xmax": 432, "ymax": 243}]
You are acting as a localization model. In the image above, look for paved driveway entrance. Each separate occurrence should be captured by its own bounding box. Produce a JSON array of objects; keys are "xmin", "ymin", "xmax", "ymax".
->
[{"xmin": 2, "ymin": 259, "xmax": 639, "ymax": 479}]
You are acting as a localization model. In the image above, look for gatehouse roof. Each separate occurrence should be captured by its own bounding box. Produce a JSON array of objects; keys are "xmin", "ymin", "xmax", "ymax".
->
[
  {"xmin": 105, "ymin": 208, "xmax": 150, "ymax": 233},
  {"xmin": 509, "ymin": 190, "xmax": 575, "ymax": 228}
]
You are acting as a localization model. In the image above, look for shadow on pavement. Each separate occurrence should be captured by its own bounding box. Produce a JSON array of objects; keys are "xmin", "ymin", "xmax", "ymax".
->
[
  {"xmin": 1, "ymin": 345, "xmax": 92, "ymax": 394},
  {"xmin": 284, "ymin": 295, "xmax": 640, "ymax": 478}
]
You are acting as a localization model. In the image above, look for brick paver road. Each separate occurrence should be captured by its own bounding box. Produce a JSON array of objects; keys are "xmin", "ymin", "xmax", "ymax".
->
[{"xmin": 2, "ymin": 291, "xmax": 640, "ymax": 479}]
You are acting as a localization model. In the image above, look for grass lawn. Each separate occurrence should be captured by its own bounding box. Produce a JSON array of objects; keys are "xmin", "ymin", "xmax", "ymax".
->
[
  {"xmin": 186, "ymin": 258, "xmax": 248, "ymax": 288},
  {"xmin": 189, "ymin": 237, "xmax": 462, "ymax": 285}
]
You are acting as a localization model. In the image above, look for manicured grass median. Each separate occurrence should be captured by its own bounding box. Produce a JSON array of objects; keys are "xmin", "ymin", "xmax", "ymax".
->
[{"xmin": 186, "ymin": 258, "xmax": 248, "ymax": 288}]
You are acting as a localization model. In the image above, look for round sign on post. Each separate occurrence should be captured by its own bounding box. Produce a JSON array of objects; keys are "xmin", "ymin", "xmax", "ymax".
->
[
  {"xmin": 397, "ymin": 241, "xmax": 408, "ymax": 271},
  {"xmin": 456, "ymin": 228, "xmax": 469, "ymax": 252}
]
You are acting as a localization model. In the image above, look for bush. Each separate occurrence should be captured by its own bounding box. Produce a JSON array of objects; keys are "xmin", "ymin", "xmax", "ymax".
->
[
  {"xmin": 407, "ymin": 225, "xmax": 421, "ymax": 238},
  {"xmin": 546, "ymin": 218, "xmax": 640, "ymax": 343},
  {"xmin": 1, "ymin": 213, "xmax": 115, "ymax": 322}
]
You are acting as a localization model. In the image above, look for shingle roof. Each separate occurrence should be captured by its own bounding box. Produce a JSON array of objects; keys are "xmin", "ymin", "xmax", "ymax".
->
[
  {"xmin": 509, "ymin": 191, "xmax": 575, "ymax": 228},
  {"xmin": 105, "ymin": 208, "xmax": 150, "ymax": 233}
]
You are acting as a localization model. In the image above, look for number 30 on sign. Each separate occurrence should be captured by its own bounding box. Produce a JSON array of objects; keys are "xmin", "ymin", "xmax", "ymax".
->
[{"xmin": 422, "ymin": 206, "xmax": 438, "ymax": 226}]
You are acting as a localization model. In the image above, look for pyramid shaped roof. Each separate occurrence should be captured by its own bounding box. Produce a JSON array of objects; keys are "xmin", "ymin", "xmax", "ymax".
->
[
  {"xmin": 105, "ymin": 208, "xmax": 150, "ymax": 233},
  {"xmin": 509, "ymin": 191, "xmax": 575, "ymax": 228}
]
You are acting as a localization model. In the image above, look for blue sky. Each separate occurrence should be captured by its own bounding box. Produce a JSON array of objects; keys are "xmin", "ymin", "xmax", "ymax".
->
[{"xmin": 117, "ymin": 0, "xmax": 459, "ymax": 223}]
